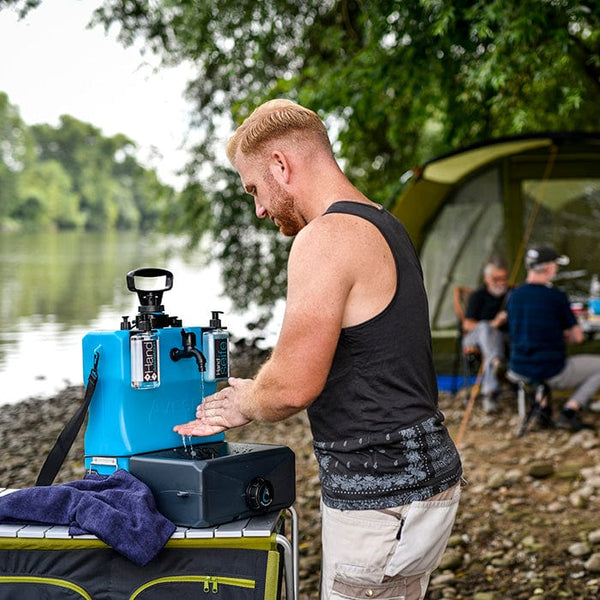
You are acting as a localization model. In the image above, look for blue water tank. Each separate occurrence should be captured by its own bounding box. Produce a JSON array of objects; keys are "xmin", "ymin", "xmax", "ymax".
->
[{"xmin": 82, "ymin": 326, "xmax": 224, "ymax": 474}]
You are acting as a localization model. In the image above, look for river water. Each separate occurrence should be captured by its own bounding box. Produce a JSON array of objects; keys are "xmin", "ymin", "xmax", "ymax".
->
[{"xmin": 0, "ymin": 230, "xmax": 283, "ymax": 405}]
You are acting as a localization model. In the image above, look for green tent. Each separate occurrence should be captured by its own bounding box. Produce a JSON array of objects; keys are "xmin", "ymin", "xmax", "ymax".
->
[{"xmin": 392, "ymin": 132, "xmax": 600, "ymax": 332}]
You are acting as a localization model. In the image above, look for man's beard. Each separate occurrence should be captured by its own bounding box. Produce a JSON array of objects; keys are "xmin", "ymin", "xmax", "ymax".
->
[
  {"xmin": 489, "ymin": 285, "xmax": 507, "ymax": 297},
  {"xmin": 263, "ymin": 173, "xmax": 303, "ymax": 236}
]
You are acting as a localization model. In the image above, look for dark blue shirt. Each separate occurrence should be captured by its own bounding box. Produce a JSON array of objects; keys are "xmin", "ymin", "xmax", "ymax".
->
[{"xmin": 507, "ymin": 283, "xmax": 577, "ymax": 380}]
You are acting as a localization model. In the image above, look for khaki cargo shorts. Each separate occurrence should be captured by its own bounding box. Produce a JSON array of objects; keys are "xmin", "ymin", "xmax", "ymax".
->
[{"xmin": 320, "ymin": 482, "xmax": 461, "ymax": 600}]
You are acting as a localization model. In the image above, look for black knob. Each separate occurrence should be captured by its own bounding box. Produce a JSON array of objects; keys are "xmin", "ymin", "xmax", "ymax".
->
[{"xmin": 245, "ymin": 477, "xmax": 274, "ymax": 510}]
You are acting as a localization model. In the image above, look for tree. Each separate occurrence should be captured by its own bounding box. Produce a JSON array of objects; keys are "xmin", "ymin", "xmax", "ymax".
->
[
  {"xmin": 4, "ymin": 0, "xmax": 599, "ymax": 308},
  {"xmin": 0, "ymin": 90, "xmax": 175, "ymax": 232},
  {"xmin": 31, "ymin": 117, "xmax": 134, "ymax": 230},
  {"xmin": 96, "ymin": 0, "xmax": 600, "ymax": 310},
  {"xmin": 15, "ymin": 159, "xmax": 83, "ymax": 229},
  {"xmin": 114, "ymin": 154, "xmax": 174, "ymax": 231},
  {"xmin": 0, "ymin": 92, "xmax": 35, "ymax": 226},
  {"xmin": 29, "ymin": 115, "xmax": 172, "ymax": 231}
]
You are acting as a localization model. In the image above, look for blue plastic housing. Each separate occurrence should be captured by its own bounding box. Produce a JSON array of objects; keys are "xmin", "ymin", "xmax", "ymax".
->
[{"xmin": 82, "ymin": 327, "xmax": 224, "ymax": 474}]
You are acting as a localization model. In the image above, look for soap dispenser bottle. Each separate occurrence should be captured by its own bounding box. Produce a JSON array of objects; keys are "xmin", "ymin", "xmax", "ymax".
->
[
  {"xmin": 202, "ymin": 311, "xmax": 230, "ymax": 382},
  {"xmin": 130, "ymin": 321, "xmax": 160, "ymax": 390}
]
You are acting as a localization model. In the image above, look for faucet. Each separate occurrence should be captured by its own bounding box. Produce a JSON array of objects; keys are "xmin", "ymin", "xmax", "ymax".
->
[{"xmin": 170, "ymin": 329, "xmax": 207, "ymax": 372}]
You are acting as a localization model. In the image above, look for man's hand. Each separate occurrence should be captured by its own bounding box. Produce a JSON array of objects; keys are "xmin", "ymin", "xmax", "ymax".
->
[
  {"xmin": 564, "ymin": 324, "xmax": 584, "ymax": 345},
  {"xmin": 492, "ymin": 310, "xmax": 507, "ymax": 329},
  {"xmin": 173, "ymin": 377, "xmax": 254, "ymax": 437}
]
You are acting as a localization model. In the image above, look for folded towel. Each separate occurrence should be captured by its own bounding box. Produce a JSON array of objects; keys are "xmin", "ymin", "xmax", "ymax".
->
[{"xmin": 0, "ymin": 469, "xmax": 176, "ymax": 566}]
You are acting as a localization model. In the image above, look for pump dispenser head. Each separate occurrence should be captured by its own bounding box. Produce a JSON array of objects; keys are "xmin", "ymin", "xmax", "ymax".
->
[{"xmin": 209, "ymin": 311, "xmax": 224, "ymax": 328}]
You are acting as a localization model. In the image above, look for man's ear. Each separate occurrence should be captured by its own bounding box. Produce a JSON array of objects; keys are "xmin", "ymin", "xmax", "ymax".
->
[{"xmin": 269, "ymin": 150, "xmax": 291, "ymax": 184}]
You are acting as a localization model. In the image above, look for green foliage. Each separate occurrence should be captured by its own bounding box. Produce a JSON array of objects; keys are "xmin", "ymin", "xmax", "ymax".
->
[
  {"xmin": 0, "ymin": 93, "xmax": 175, "ymax": 232},
  {"xmin": 89, "ymin": 0, "xmax": 600, "ymax": 191},
  {"xmin": 85, "ymin": 0, "xmax": 600, "ymax": 309},
  {"xmin": 115, "ymin": 154, "xmax": 175, "ymax": 231},
  {"xmin": 0, "ymin": 91, "xmax": 35, "ymax": 224},
  {"xmin": 15, "ymin": 160, "xmax": 83, "ymax": 229},
  {"xmin": 3, "ymin": 0, "xmax": 600, "ymax": 309}
]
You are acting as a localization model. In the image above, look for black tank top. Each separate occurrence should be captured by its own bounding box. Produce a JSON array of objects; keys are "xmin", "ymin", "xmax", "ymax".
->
[{"xmin": 307, "ymin": 201, "xmax": 462, "ymax": 509}]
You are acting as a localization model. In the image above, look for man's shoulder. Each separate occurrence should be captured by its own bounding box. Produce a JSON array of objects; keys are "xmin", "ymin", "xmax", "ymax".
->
[
  {"xmin": 289, "ymin": 211, "xmax": 383, "ymax": 275},
  {"xmin": 512, "ymin": 283, "xmax": 539, "ymax": 297},
  {"xmin": 511, "ymin": 283, "xmax": 565, "ymax": 302},
  {"xmin": 292, "ymin": 211, "xmax": 348, "ymax": 249},
  {"xmin": 295, "ymin": 208, "xmax": 384, "ymax": 248}
]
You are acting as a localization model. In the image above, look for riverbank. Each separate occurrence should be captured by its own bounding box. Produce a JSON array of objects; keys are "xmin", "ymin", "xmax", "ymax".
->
[{"xmin": 2, "ymin": 383, "xmax": 600, "ymax": 599}]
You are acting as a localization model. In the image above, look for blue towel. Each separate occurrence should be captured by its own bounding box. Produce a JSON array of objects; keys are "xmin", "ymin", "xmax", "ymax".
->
[{"xmin": 0, "ymin": 469, "xmax": 176, "ymax": 566}]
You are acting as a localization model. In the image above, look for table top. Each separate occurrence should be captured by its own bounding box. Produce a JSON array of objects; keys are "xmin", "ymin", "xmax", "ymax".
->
[{"xmin": 0, "ymin": 487, "xmax": 282, "ymax": 540}]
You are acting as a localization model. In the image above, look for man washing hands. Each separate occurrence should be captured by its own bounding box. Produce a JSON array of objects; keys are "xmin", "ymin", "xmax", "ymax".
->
[
  {"xmin": 172, "ymin": 99, "xmax": 462, "ymax": 600},
  {"xmin": 174, "ymin": 376, "xmax": 265, "ymax": 437}
]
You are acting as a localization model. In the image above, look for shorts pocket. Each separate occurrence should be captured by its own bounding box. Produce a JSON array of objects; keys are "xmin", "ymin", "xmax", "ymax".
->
[
  {"xmin": 331, "ymin": 570, "xmax": 406, "ymax": 600},
  {"xmin": 384, "ymin": 487, "xmax": 460, "ymax": 578}
]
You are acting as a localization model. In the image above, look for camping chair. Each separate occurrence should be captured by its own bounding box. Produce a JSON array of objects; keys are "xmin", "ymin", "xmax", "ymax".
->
[{"xmin": 451, "ymin": 286, "xmax": 482, "ymax": 394}]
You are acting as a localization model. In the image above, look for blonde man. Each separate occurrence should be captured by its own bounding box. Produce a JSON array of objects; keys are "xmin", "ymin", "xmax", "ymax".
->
[{"xmin": 176, "ymin": 100, "xmax": 462, "ymax": 600}]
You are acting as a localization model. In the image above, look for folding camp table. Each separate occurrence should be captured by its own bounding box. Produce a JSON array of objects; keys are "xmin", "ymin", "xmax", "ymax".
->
[{"xmin": 0, "ymin": 487, "xmax": 298, "ymax": 600}]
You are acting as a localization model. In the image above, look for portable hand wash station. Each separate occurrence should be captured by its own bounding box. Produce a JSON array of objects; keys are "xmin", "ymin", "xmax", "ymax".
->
[{"xmin": 82, "ymin": 267, "xmax": 295, "ymax": 528}]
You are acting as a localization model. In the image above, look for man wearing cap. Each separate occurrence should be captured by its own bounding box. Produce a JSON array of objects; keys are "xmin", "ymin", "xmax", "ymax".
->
[{"xmin": 506, "ymin": 246, "xmax": 600, "ymax": 431}]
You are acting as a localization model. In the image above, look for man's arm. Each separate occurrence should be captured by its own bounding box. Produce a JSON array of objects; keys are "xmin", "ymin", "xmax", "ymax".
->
[
  {"xmin": 463, "ymin": 312, "xmax": 506, "ymax": 332},
  {"xmin": 564, "ymin": 324, "xmax": 584, "ymax": 345},
  {"xmin": 490, "ymin": 309, "xmax": 507, "ymax": 329},
  {"xmin": 462, "ymin": 317, "xmax": 478, "ymax": 333},
  {"xmin": 243, "ymin": 217, "xmax": 354, "ymax": 415},
  {"xmin": 174, "ymin": 216, "xmax": 354, "ymax": 436}
]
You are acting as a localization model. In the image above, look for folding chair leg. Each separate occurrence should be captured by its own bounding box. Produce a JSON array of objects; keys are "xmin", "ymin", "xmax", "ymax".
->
[
  {"xmin": 517, "ymin": 400, "xmax": 540, "ymax": 438},
  {"xmin": 516, "ymin": 383, "xmax": 552, "ymax": 438},
  {"xmin": 517, "ymin": 383, "xmax": 526, "ymax": 417}
]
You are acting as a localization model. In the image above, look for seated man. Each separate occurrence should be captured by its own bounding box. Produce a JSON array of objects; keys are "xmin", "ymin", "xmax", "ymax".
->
[
  {"xmin": 462, "ymin": 259, "xmax": 509, "ymax": 412},
  {"xmin": 506, "ymin": 246, "xmax": 600, "ymax": 432}
]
